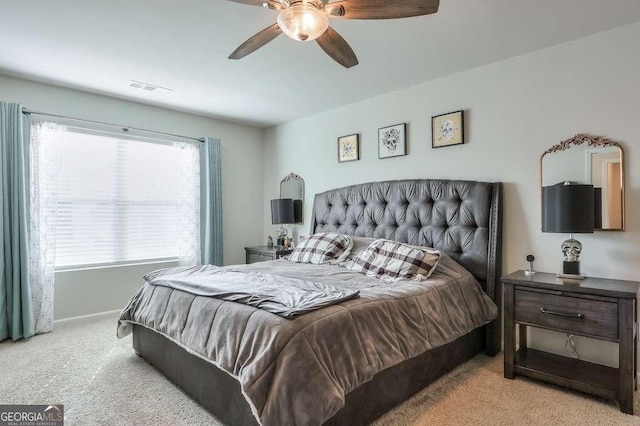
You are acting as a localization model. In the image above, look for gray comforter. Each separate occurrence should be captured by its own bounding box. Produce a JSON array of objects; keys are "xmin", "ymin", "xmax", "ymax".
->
[
  {"xmin": 118, "ymin": 254, "xmax": 497, "ymax": 426},
  {"xmin": 144, "ymin": 266, "xmax": 359, "ymax": 318}
]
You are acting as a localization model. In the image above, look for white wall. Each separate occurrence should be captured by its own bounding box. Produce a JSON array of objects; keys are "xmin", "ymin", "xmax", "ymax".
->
[
  {"xmin": 0, "ymin": 74, "xmax": 265, "ymax": 319},
  {"xmin": 263, "ymin": 22, "xmax": 640, "ymax": 367}
]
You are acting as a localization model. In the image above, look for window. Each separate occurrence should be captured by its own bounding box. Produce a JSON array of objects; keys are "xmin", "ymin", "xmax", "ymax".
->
[{"xmin": 46, "ymin": 127, "xmax": 200, "ymax": 269}]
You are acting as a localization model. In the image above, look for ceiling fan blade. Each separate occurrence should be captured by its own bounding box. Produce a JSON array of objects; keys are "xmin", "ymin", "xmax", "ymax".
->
[
  {"xmin": 226, "ymin": 0, "xmax": 264, "ymax": 6},
  {"xmin": 316, "ymin": 27, "xmax": 358, "ymax": 68},
  {"xmin": 226, "ymin": 0, "xmax": 285, "ymax": 10},
  {"xmin": 326, "ymin": 0, "xmax": 439, "ymax": 20},
  {"xmin": 229, "ymin": 24, "xmax": 283, "ymax": 60}
]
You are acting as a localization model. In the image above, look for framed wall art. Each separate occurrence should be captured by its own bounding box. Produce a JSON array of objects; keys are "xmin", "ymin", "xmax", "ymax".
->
[
  {"xmin": 337, "ymin": 133, "xmax": 360, "ymax": 162},
  {"xmin": 432, "ymin": 110, "xmax": 464, "ymax": 148},
  {"xmin": 378, "ymin": 123, "xmax": 406, "ymax": 159}
]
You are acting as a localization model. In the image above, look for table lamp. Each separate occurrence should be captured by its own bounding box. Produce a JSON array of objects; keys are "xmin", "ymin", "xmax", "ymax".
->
[
  {"xmin": 271, "ymin": 198, "xmax": 295, "ymax": 247},
  {"xmin": 542, "ymin": 182, "xmax": 595, "ymax": 279}
]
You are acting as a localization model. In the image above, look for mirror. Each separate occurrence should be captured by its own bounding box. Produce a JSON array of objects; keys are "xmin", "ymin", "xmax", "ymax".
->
[
  {"xmin": 541, "ymin": 134, "xmax": 625, "ymax": 230},
  {"xmin": 280, "ymin": 173, "xmax": 304, "ymax": 224}
]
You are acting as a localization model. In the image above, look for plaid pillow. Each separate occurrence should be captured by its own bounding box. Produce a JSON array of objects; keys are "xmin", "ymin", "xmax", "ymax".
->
[
  {"xmin": 344, "ymin": 239, "xmax": 440, "ymax": 282},
  {"xmin": 285, "ymin": 233, "xmax": 354, "ymax": 265}
]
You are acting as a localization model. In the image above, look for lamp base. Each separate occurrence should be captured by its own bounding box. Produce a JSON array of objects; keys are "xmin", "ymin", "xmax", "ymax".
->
[
  {"xmin": 276, "ymin": 226, "xmax": 288, "ymax": 247},
  {"xmin": 559, "ymin": 260, "xmax": 585, "ymax": 280},
  {"xmin": 558, "ymin": 236, "xmax": 585, "ymax": 280},
  {"xmin": 563, "ymin": 260, "xmax": 580, "ymax": 276}
]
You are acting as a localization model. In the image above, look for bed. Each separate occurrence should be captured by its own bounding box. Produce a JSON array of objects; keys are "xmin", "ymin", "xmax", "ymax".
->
[{"xmin": 119, "ymin": 179, "xmax": 503, "ymax": 426}]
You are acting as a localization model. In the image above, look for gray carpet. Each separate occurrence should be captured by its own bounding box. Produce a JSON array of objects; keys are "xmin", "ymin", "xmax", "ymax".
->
[
  {"xmin": 0, "ymin": 314, "xmax": 220, "ymax": 425},
  {"xmin": 1, "ymin": 314, "xmax": 637, "ymax": 425}
]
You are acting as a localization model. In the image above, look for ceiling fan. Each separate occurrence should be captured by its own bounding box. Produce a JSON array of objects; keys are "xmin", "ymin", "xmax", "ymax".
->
[{"xmin": 227, "ymin": 0, "xmax": 440, "ymax": 68}]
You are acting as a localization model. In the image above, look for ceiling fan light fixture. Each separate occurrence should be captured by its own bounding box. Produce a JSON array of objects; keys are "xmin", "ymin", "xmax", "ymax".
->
[{"xmin": 277, "ymin": 4, "xmax": 329, "ymax": 42}]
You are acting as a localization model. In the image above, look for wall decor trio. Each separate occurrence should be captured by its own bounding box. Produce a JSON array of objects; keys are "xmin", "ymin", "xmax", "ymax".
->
[{"xmin": 337, "ymin": 110, "xmax": 465, "ymax": 162}]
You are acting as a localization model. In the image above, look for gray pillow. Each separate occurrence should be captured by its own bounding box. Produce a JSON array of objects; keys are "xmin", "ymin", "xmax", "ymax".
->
[{"xmin": 347, "ymin": 236, "xmax": 377, "ymax": 259}]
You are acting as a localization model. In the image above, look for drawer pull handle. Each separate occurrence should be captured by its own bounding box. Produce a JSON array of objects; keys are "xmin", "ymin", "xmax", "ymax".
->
[{"xmin": 539, "ymin": 307, "xmax": 585, "ymax": 319}]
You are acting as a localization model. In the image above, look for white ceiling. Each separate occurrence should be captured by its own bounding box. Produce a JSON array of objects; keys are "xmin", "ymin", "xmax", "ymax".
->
[{"xmin": 1, "ymin": 0, "xmax": 640, "ymax": 127}]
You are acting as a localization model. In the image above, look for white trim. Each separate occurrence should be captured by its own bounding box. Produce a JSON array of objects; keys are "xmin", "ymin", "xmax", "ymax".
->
[
  {"xmin": 585, "ymin": 149, "xmax": 594, "ymax": 183},
  {"xmin": 54, "ymin": 309, "xmax": 122, "ymax": 325}
]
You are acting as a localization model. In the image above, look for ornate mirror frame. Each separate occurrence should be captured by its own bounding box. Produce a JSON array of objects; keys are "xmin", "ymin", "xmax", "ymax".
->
[
  {"xmin": 540, "ymin": 134, "xmax": 625, "ymax": 231},
  {"xmin": 280, "ymin": 173, "xmax": 305, "ymax": 224}
]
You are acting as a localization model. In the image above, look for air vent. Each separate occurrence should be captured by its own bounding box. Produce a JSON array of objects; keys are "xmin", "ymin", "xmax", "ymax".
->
[{"xmin": 128, "ymin": 80, "xmax": 172, "ymax": 94}]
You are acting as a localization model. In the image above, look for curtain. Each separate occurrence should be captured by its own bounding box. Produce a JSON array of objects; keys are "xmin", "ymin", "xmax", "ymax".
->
[
  {"xmin": 29, "ymin": 120, "xmax": 63, "ymax": 335},
  {"xmin": 0, "ymin": 103, "xmax": 34, "ymax": 341},
  {"xmin": 200, "ymin": 137, "xmax": 223, "ymax": 266},
  {"xmin": 175, "ymin": 140, "xmax": 201, "ymax": 266}
]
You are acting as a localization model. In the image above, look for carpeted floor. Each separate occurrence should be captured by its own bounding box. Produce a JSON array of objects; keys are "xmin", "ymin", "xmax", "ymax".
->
[{"xmin": 0, "ymin": 314, "xmax": 637, "ymax": 425}]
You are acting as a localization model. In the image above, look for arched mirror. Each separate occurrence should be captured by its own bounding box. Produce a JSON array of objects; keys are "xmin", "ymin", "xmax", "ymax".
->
[
  {"xmin": 280, "ymin": 173, "xmax": 304, "ymax": 224},
  {"xmin": 541, "ymin": 134, "xmax": 625, "ymax": 231}
]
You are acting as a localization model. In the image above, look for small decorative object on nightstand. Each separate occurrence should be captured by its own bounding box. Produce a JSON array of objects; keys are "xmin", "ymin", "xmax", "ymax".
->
[
  {"xmin": 245, "ymin": 246, "xmax": 293, "ymax": 264},
  {"xmin": 525, "ymin": 254, "xmax": 536, "ymax": 276},
  {"xmin": 502, "ymin": 270, "xmax": 639, "ymax": 414}
]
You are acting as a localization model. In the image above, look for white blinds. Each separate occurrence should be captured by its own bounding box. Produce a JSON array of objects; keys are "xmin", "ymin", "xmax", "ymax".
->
[{"xmin": 49, "ymin": 127, "xmax": 200, "ymax": 269}]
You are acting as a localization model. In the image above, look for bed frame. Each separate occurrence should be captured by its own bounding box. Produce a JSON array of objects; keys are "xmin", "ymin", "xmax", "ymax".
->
[{"xmin": 132, "ymin": 179, "xmax": 503, "ymax": 425}]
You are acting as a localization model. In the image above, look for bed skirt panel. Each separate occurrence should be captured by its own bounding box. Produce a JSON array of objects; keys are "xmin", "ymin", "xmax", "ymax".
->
[{"xmin": 132, "ymin": 324, "xmax": 484, "ymax": 426}]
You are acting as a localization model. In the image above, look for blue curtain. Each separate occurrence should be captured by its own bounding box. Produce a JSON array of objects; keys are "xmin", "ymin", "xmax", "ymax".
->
[
  {"xmin": 200, "ymin": 137, "xmax": 223, "ymax": 266},
  {"xmin": 0, "ymin": 103, "xmax": 34, "ymax": 341}
]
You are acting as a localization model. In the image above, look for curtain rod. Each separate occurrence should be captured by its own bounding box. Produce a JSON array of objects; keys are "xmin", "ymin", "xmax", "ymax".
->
[{"xmin": 21, "ymin": 107, "xmax": 205, "ymax": 143}]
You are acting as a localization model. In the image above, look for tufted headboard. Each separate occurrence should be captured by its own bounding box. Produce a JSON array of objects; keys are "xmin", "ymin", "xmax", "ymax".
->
[{"xmin": 310, "ymin": 179, "xmax": 503, "ymax": 354}]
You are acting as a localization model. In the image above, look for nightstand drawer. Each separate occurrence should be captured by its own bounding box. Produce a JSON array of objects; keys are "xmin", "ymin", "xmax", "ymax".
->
[
  {"xmin": 245, "ymin": 246, "xmax": 293, "ymax": 264},
  {"xmin": 514, "ymin": 289, "xmax": 619, "ymax": 341},
  {"xmin": 247, "ymin": 252, "xmax": 274, "ymax": 264}
]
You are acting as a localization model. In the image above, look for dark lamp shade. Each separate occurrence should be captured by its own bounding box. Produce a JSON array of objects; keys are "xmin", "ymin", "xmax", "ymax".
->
[
  {"xmin": 293, "ymin": 199, "xmax": 303, "ymax": 223},
  {"xmin": 593, "ymin": 187, "xmax": 602, "ymax": 230},
  {"xmin": 542, "ymin": 183, "xmax": 595, "ymax": 234},
  {"xmin": 271, "ymin": 199, "xmax": 295, "ymax": 225}
]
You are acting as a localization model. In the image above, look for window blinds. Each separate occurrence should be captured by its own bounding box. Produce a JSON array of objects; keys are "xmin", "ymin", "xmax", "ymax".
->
[{"xmin": 48, "ymin": 128, "xmax": 200, "ymax": 269}]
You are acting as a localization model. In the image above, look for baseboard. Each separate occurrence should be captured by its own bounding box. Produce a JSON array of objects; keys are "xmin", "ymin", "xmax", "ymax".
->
[{"xmin": 54, "ymin": 309, "xmax": 122, "ymax": 325}]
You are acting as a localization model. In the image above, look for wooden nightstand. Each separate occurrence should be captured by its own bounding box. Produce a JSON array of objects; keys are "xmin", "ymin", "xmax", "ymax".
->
[
  {"xmin": 245, "ymin": 246, "xmax": 293, "ymax": 264},
  {"xmin": 502, "ymin": 271, "xmax": 639, "ymax": 414}
]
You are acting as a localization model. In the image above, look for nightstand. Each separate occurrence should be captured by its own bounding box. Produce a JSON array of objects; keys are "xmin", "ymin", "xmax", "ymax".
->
[
  {"xmin": 245, "ymin": 246, "xmax": 293, "ymax": 264},
  {"xmin": 502, "ymin": 271, "xmax": 639, "ymax": 414}
]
